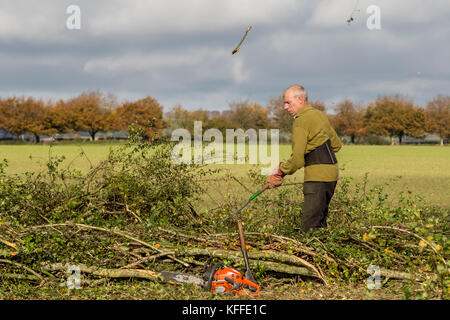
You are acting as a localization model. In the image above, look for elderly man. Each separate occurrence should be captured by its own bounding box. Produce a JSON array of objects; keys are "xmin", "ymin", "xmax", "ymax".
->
[{"xmin": 267, "ymin": 85, "xmax": 342, "ymax": 232}]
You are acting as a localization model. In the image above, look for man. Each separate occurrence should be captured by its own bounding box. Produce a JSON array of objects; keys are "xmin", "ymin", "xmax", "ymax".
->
[{"xmin": 267, "ymin": 85, "xmax": 342, "ymax": 232}]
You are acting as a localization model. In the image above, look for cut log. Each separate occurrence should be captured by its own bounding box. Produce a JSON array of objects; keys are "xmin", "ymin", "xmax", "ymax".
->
[
  {"xmin": 42, "ymin": 263, "xmax": 161, "ymax": 281},
  {"xmin": 177, "ymin": 247, "xmax": 322, "ymax": 279}
]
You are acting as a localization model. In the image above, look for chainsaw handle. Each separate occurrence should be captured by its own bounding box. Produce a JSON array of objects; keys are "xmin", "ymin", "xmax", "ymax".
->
[{"xmin": 242, "ymin": 278, "xmax": 260, "ymax": 294}]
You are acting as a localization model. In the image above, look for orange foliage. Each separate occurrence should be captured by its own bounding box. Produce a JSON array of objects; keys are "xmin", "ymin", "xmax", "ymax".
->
[
  {"xmin": 331, "ymin": 99, "xmax": 366, "ymax": 143},
  {"xmin": 426, "ymin": 94, "xmax": 450, "ymax": 145},
  {"xmin": 50, "ymin": 91, "xmax": 112, "ymax": 140},
  {"xmin": 113, "ymin": 96, "xmax": 164, "ymax": 139},
  {"xmin": 364, "ymin": 95, "xmax": 426, "ymax": 144},
  {"xmin": 0, "ymin": 96, "xmax": 55, "ymax": 142}
]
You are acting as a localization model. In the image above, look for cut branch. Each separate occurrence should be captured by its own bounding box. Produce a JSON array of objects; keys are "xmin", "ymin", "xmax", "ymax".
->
[
  {"xmin": 31, "ymin": 222, "xmax": 190, "ymax": 267},
  {"xmin": 177, "ymin": 247, "xmax": 322, "ymax": 279},
  {"xmin": 0, "ymin": 259, "xmax": 44, "ymax": 281}
]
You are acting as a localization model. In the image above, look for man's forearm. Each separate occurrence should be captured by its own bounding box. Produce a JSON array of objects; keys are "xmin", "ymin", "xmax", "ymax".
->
[{"xmin": 280, "ymin": 153, "xmax": 304, "ymax": 175}]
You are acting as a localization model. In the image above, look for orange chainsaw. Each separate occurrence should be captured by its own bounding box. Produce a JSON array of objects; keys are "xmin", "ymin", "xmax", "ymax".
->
[{"xmin": 158, "ymin": 220, "xmax": 260, "ymax": 295}]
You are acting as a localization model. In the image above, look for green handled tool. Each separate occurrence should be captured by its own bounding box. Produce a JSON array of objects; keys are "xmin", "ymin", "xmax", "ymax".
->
[{"xmin": 213, "ymin": 184, "xmax": 269, "ymax": 227}]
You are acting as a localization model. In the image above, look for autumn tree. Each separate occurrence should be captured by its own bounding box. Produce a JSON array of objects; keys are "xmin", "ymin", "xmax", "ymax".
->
[
  {"xmin": 113, "ymin": 96, "xmax": 164, "ymax": 140},
  {"xmin": 331, "ymin": 99, "xmax": 365, "ymax": 143},
  {"xmin": 364, "ymin": 95, "xmax": 426, "ymax": 145},
  {"xmin": 50, "ymin": 91, "xmax": 113, "ymax": 141},
  {"xmin": 50, "ymin": 99, "xmax": 76, "ymax": 134},
  {"xmin": 228, "ymin": 100, "xmax": 270, "ymax": 130},
  {"xmin": 425, "ymin": 94, "xmax": 450, "ymax": 146},
  {"xmin": 0, "ymin": 96, "xmax": 55, "ymax": 143}
]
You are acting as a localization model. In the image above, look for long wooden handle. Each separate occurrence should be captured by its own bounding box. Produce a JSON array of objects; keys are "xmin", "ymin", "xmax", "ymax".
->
[
  {"xmin": 237, "ymin": 220, "xmax": 247, "ymax": 257},
  {"xmin": 237, "ymin": 220, "xmax": 254, "ymax": 281}
]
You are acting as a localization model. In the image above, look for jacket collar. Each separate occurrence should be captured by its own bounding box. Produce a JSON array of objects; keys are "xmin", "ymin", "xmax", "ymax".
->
[{"xmin": 293, "ymin": 104, "xmax": 313, "ymax": 119}]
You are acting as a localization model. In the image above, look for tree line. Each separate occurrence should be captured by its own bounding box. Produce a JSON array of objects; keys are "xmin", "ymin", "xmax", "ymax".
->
[
  {"xmin": 0, "ymin": 91, "xmax": 448, "ymax": 145},
  {"xmin": 0, "ymin": 91, "xmax": 163, "ymax": 143}
]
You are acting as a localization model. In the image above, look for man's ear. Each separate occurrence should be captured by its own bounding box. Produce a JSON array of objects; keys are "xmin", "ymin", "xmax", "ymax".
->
[{"xmin": 298, "ymin": 96, "xmax": 305, "ymax": 105}]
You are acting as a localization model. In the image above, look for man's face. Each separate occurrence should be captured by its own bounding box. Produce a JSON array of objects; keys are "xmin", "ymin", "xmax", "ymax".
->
[{"xmin": 283, "ymin": 90, "xmax": 305, "ymax": 116}]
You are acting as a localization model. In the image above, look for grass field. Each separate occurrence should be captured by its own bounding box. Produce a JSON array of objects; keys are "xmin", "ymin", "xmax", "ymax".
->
[
  {"xmin": 1, "ymin": 142, "xmax": 449, "ymax": 208},
  {"xmin": 1, "ymin": 141, "xmax": 448, "ymax": 300}
]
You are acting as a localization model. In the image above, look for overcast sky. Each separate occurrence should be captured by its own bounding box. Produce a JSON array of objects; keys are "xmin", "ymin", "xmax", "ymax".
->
[{"xmin": 0, "ymin": 0, "xmax": 449, "ymax": 112}]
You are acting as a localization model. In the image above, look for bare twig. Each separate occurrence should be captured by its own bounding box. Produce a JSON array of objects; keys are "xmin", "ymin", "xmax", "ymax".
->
[
  {"xmin": 125, "ymin": 203, "xmax": 143, "ymax": 223},
  {"xmin": 231, "ymin": 176, "xmax": 252, "ymax": 193},
  {"xmin": 290, "ymin": 255, "xmax": 327, "ymax": 286}
]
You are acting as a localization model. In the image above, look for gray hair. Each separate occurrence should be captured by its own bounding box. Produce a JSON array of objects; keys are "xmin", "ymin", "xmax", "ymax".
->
[{"xmin": 286, "ymin": 85, "xmax": 308, "ymax": 102}]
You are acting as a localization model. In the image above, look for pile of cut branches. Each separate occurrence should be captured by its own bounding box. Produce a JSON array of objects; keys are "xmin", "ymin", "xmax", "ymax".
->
[
  {"xmin": 1, "ymin": 222, "xmax": 331, "ymax": 286},
  {"xmin": 1, "ymin": 216, "xmax": 445, "ymax": 297}
]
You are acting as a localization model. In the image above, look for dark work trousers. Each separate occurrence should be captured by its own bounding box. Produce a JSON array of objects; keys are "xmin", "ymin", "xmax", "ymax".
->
[{"xmin": 301, "ymin": 181, "xmax": 337, "ymax": 232}]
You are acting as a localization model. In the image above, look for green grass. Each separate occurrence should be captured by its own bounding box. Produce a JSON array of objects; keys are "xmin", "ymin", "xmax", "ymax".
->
[
  {"xmin": 336, "ymin": 145, "xmax": 450, "ymax": 208},
  {"xmin": 0, "ymin": 141, "xmax": 125, "ymax": 176},
  {"xmin": 1, "ymin": 142, "xmax": 449, "ymax": 208}
]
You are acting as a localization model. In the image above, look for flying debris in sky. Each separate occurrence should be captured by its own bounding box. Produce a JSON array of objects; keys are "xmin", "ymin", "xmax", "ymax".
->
[
  {"xmin": 347, "ymin": 0, "xmax": 360, "ymax": 25},
  {"xmin": 232, "ymin": 26, "xmax": 252, "ymax": 55}
]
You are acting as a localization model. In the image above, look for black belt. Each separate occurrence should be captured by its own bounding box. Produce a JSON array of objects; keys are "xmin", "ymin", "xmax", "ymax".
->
[{"xmin": 304, "ymin": 139, "xmax": 337, "ymax": 167}]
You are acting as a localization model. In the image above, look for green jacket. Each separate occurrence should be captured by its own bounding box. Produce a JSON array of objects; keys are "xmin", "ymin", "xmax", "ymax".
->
[{"xmin": 279, "ymin": 105, "xmax": 342, "ymax": 182}]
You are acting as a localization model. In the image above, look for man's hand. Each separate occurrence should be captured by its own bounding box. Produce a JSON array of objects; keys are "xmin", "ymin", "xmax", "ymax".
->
[{"xmin": 267, "ymin": 164, "xmax": 285, "ymax": 189}]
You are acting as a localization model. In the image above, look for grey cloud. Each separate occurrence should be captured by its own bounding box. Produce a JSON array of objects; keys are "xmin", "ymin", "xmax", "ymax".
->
[{"xmin": 0, "ymin": 0, "xmax": 448, "ymax": 110}]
